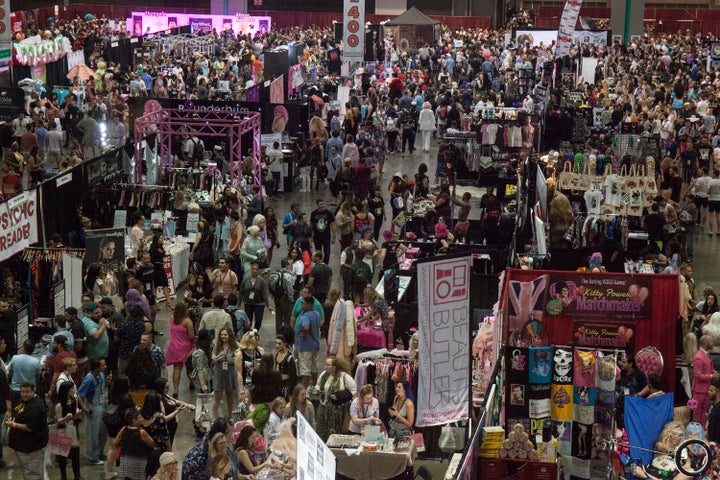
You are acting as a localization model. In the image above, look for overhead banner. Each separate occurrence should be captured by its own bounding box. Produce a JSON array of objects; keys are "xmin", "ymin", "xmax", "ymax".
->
[
  {"xmin": 555, "ymin": 0, "xmax": 583, "ymax": 58},
  {"xmin": 0, "ymin": 190, "xmax": 39, "ymax": 262},
  {"xmin": 0, "ymin": 0, "xmax": 10, "ymax": 68},
  {"xmin": 417, "ymin": 255, "xmax": 471, "ymax": 427},
  {"xmin": 342, "ymin": 0, "xmax": 365, "ymax": 63},
  {"xmin": 546, "ymin": 273, "xmax": 651, "ymax": 320}
]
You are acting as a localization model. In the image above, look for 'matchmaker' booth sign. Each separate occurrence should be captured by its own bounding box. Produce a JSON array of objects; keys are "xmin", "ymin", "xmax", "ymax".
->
[{"xmin": 503, "ymin": 269, "xmax": 678, "ymax": 392}]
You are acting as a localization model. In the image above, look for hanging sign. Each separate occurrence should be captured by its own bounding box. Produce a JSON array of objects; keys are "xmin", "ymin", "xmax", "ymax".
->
[
  {"xmin": 54, "ymin": 280, "xmax": 66, "ymax": 316},
  {"xmin": 546, "ymin": 273, "xmax": 652, "ymax": 320},
  {"xmin": 573, "ymin": 321, "xmax": 636, "ymax": 352},
  {"xmin": 342, "ymin": 0, "xmax": 365, "ymax": 63},
  {"xmin": 555, "ymin": 0, "xmax": 583, "ymax": 58},
  {"xmin": 0, "ymin": 190, "xmax": 39, "ymax": 262},
  {"xmin": 416, "ymin": 255, "xmax": 471, "ymax": 427},
  {"xmin": 0, "ymin": 0, "xmax": 12, "ymax": 66}
]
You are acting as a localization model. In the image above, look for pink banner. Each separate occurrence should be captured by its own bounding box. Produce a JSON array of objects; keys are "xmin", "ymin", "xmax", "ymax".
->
[
  {"xmin": 270, "ymin": 75, "xmax": 284, "ymax": 104},
  {"xmin": 555, "ymin": 0, "xmax": 583, "ymax": 58}
]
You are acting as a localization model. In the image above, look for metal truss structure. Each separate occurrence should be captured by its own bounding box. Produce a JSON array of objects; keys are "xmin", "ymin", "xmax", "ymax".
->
[{"xmin": 133, "ymin": 106, "xmax": 262, "ymax": 187}]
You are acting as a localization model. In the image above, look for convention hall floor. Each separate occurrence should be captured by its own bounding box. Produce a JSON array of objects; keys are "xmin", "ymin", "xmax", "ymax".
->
[{"xmin": 8, "ymin": 146, "xmax": 714, "ymax": 480}]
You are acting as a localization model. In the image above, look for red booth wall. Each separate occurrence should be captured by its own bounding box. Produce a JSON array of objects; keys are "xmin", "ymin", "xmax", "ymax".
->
[{"xmin": 502, "ymin": 269, "xmax": 679, "ymax": 393}]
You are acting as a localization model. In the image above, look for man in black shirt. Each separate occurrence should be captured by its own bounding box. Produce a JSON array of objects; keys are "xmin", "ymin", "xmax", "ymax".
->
[
  {"xmin": 307, "ymin": 251, "xmax": 333, "ymax": 305},
  {"xmin": 310, "ymin": 199, "xmax": 336, "ymax": 264},
  {"xmin": 643, "ymin": 202, "xmax": 666, "ymax": 253},
  {"xmin": 681, "ymin": 141, "xmax": 699, "ymax": 184},
  {"xmin": 617, "ymin": 354, "xmax": 648, "ymax": 396},
  {"xmin": 707, "ymin": 378, "xmax": 720, "ymax": 442},
  {"xmin": 135, "ymin": 252, "xmax": 156, "ymax": 320},
  {"xmin": 8, "ymin": 382, "xmax": 49, "ymax": 480},
  {"xmin": 289, "ymin": 212, "xmax": 313, "ymax": 250}
]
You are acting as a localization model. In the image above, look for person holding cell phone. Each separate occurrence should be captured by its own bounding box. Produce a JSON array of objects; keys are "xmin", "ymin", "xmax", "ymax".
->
[{"xmin": 387, "ymin": 381, "xmax": 414, "ymax": 439}]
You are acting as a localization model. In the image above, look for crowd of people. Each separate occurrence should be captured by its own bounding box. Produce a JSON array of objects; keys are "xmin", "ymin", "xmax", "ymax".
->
[{"xmin": 6, "ymin": 3, "xmax": 720, "ymax": 480}]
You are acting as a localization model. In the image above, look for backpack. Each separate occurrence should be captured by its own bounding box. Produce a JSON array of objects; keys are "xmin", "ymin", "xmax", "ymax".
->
[
  {"xmin": 226, "ymin": 306, "xmax": 250, "ymax": 337},
  {"xmin": 439, "ymin": 105, "xmax": 448, "ymax": 120},
  {"xmin": 267, "ymin": 269, "xmax": 287, "ymax": 298},
  {"xmin": 385, "ymin": 117, "xmax": 397, "ymax": 132},
  {"xmin": 350, "ymin": 261, "xmax": 372, "ymax": 287},
  {"xmin": 191, "ymin": 137, "xmax": 204, "ymax": 161}
]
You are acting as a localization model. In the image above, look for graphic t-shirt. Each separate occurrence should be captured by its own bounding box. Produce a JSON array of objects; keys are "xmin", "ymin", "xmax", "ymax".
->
[
  {"xmin": 584, "ymin": 190, "xmax": 604, "ymax": 215},
  {"xmin": 603, "ymin": 174, "xmax": 622, "ymax": 206},
  {"xmin": 310, "ymin": 209, "xmax": 336, "ymax": 240}
]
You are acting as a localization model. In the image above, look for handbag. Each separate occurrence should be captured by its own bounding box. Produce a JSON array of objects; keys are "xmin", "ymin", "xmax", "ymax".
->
[
  {"xmin": 557, "ymin": 161, "xmax": 574, "ymax": 190},
  {"xmin": 48, "ymin": 432, "xmax": 73, "ymax": 457},
  {"xmin": 578, "ymin": 160, "xmax": 592, "ymax": 191},
  {"xmin": 439, "ymin": 425, "xmax": 466, "ymax": 453},
  {"xmin": 409, "ymin": 432, "xmax": 426, "ymax": 452}
]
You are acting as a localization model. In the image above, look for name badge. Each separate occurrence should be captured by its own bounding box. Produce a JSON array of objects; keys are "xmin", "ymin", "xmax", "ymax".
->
[
  {"xmin": 248, "ymin": 291, "xmax": 255, "ymax": 301},
  {"xmin": 219, "ymin": 286, "xmax": 224, "ymax": 294},
  {"xmin": 222, "ymin": 362, "xmax": 229, "ymax": 371}
]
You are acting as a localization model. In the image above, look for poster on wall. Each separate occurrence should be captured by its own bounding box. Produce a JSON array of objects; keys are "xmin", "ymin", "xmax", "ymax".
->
[
  {"xmin": 84, "ymin": 228, "xmax": 126, "ymax": 300},
  {"xmin": 545, "ymin": 273, "xmax": 651, "ymax": 320},
  {"xmin": 296, "ymin": 411, "xmax": 335, "ymax": 480},
  {"xmin": 416, "ymin": 255, "xmax": 471, "ymax": 427},
  {"xmin": 0, "ymin": 190, "xmax": 39, "ymax": 263}
]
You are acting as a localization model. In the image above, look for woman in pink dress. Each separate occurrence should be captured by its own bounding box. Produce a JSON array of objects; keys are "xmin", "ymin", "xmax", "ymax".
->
[{"xmin": 166, "ymin": 302, "xmax": 196, "ymax": 398}]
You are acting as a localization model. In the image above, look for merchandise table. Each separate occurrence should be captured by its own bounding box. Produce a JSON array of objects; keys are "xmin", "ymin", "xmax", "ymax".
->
[{"xmin": 328, "ymin": 435, "xmax": 417, "ymax": 480}]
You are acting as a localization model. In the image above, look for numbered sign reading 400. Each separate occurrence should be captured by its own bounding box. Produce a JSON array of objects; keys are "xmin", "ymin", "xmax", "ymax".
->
[{"xmin": 345, "ymin": 0, "xmax": 361, "ymax": 47}]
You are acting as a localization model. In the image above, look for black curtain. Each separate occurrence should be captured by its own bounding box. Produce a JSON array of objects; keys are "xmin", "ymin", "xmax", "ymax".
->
[{"xmin": 12, "ymin": 57, "xmax": 69, "ymax": 91}]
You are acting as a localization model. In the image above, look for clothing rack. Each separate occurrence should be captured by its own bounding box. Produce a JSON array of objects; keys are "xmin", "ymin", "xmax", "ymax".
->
[
  {"xmin": 22, "ymin": 247, "xmax": 85, "ymax": 262},
  {"xmin": 113, "ymin": 183, "xmax": 174, "ymax": 190}
]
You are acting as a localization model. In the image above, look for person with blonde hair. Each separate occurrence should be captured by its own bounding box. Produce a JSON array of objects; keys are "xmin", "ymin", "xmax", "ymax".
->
[
  {"xmin": 207, "ymin": 433, "xmax": 239, "ymax": 480},
  {"xmin": 240, "ymin": 226, "xmax": 266, "ymax": 280},
  {"xmin": 237, "ymin": 331, "xmax": 264, "ymax": 398},
  {"xmin": 631, "ymin": 421, "xmax": 694, "ymax": 480},
  {"xmin": 263, "ymin": 397, "xmax": 287, "ymax": 448}
]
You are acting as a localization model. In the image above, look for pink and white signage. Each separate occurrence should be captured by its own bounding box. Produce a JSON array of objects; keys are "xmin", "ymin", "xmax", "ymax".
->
[
  {"xmin": 127, "ymin": 12, "xmax": 271, "ymax": 37},
  {"xmin": 416, "ymin": 256, "xmax": 471, "ymax": 427}
]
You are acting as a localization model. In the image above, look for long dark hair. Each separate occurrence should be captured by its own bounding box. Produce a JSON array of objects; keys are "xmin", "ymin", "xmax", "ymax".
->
[
  {"xmin": 110, "ymin": 374, "xmax": 130, "ymax": 404},
  {"xmin": 57, "ymin": 380, "xmax": 77, "ymax": 415},
  {"xmin": 141, "ymin": 390, "xmax": 163, "ymax": 419}
]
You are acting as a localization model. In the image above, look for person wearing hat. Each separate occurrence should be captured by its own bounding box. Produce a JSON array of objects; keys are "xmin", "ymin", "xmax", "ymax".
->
[{"xmin": 150, "ymin": 452, "xmax": 179, "ymax": 480}]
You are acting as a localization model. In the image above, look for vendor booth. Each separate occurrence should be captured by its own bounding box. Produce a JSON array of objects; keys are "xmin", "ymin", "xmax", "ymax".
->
[
  {"xmin": 383, "ymin": 7, "xmax": 440, "ymax": 50},
  {"xmin": 456, "ymin": 267, "xmax": 681, "ymax": 480}
]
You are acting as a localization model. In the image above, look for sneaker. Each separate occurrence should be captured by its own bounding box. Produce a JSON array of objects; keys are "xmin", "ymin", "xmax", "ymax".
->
[{"xmin": 87, "ymin": 460, "xmax": 105, "ymax": 465}]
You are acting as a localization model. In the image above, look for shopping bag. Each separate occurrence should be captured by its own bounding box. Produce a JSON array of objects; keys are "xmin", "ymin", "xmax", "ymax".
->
[
  {"xmin": 409, "ymin": 432, "xmax": 426, "ymax": 452},
  {"xmin": 439, "ymin": 426, "xmax": 466, "ymax": 453},
  {"xmin": 48, "ymin": 433, "xmax": 73, "ymax": 457},
  {"xmin": 578, "ymin": 160, "xmax": 592, "ymax": 191},
  {"xmin": 557, "ymin": 161, "xmax": 575, "ymax": 190}
]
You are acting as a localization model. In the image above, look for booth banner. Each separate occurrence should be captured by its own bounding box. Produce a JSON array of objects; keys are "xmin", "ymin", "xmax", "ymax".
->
[
  {"xmin": 573, "ymin": 321, "xmax": 636, "ymax": 352},
  {"xmin": 416, "ymin": 256, "xmax": 470, "ymax": 427},
  {"xmin": 0, "ymin": 87, "xmax": 26, "ymax": 122},
  {"xmin": 0, "ymin": 0, "xmax": 9, "ymax": 65},
  {"xmin": 84, "ymin": 148, "xmax": 125, "ymax": 187},
  {"xmin": 506, "ymin": 275, "xmax": 547, "ymax": 332},
  {"xmin": 555, "ymin": 0, "xmax": 583, "ymax": 59},
  {"xmin": 126, "ymin": 97, "xmax": 309, "ymax": 137},
  {"xmin": 546, "ymin": 273, "xmax": 651, "ymax": 320},
  {"xmin": 342, "ymin": 0, "xmax": 365, "ymax": 63},
  {"xmin": 270, "ymin": 75, "xmax": 284, "ymax": 104},
  {"xmin": 0, "ymin": 190, "xmax": 38, "ymax": 262}
]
